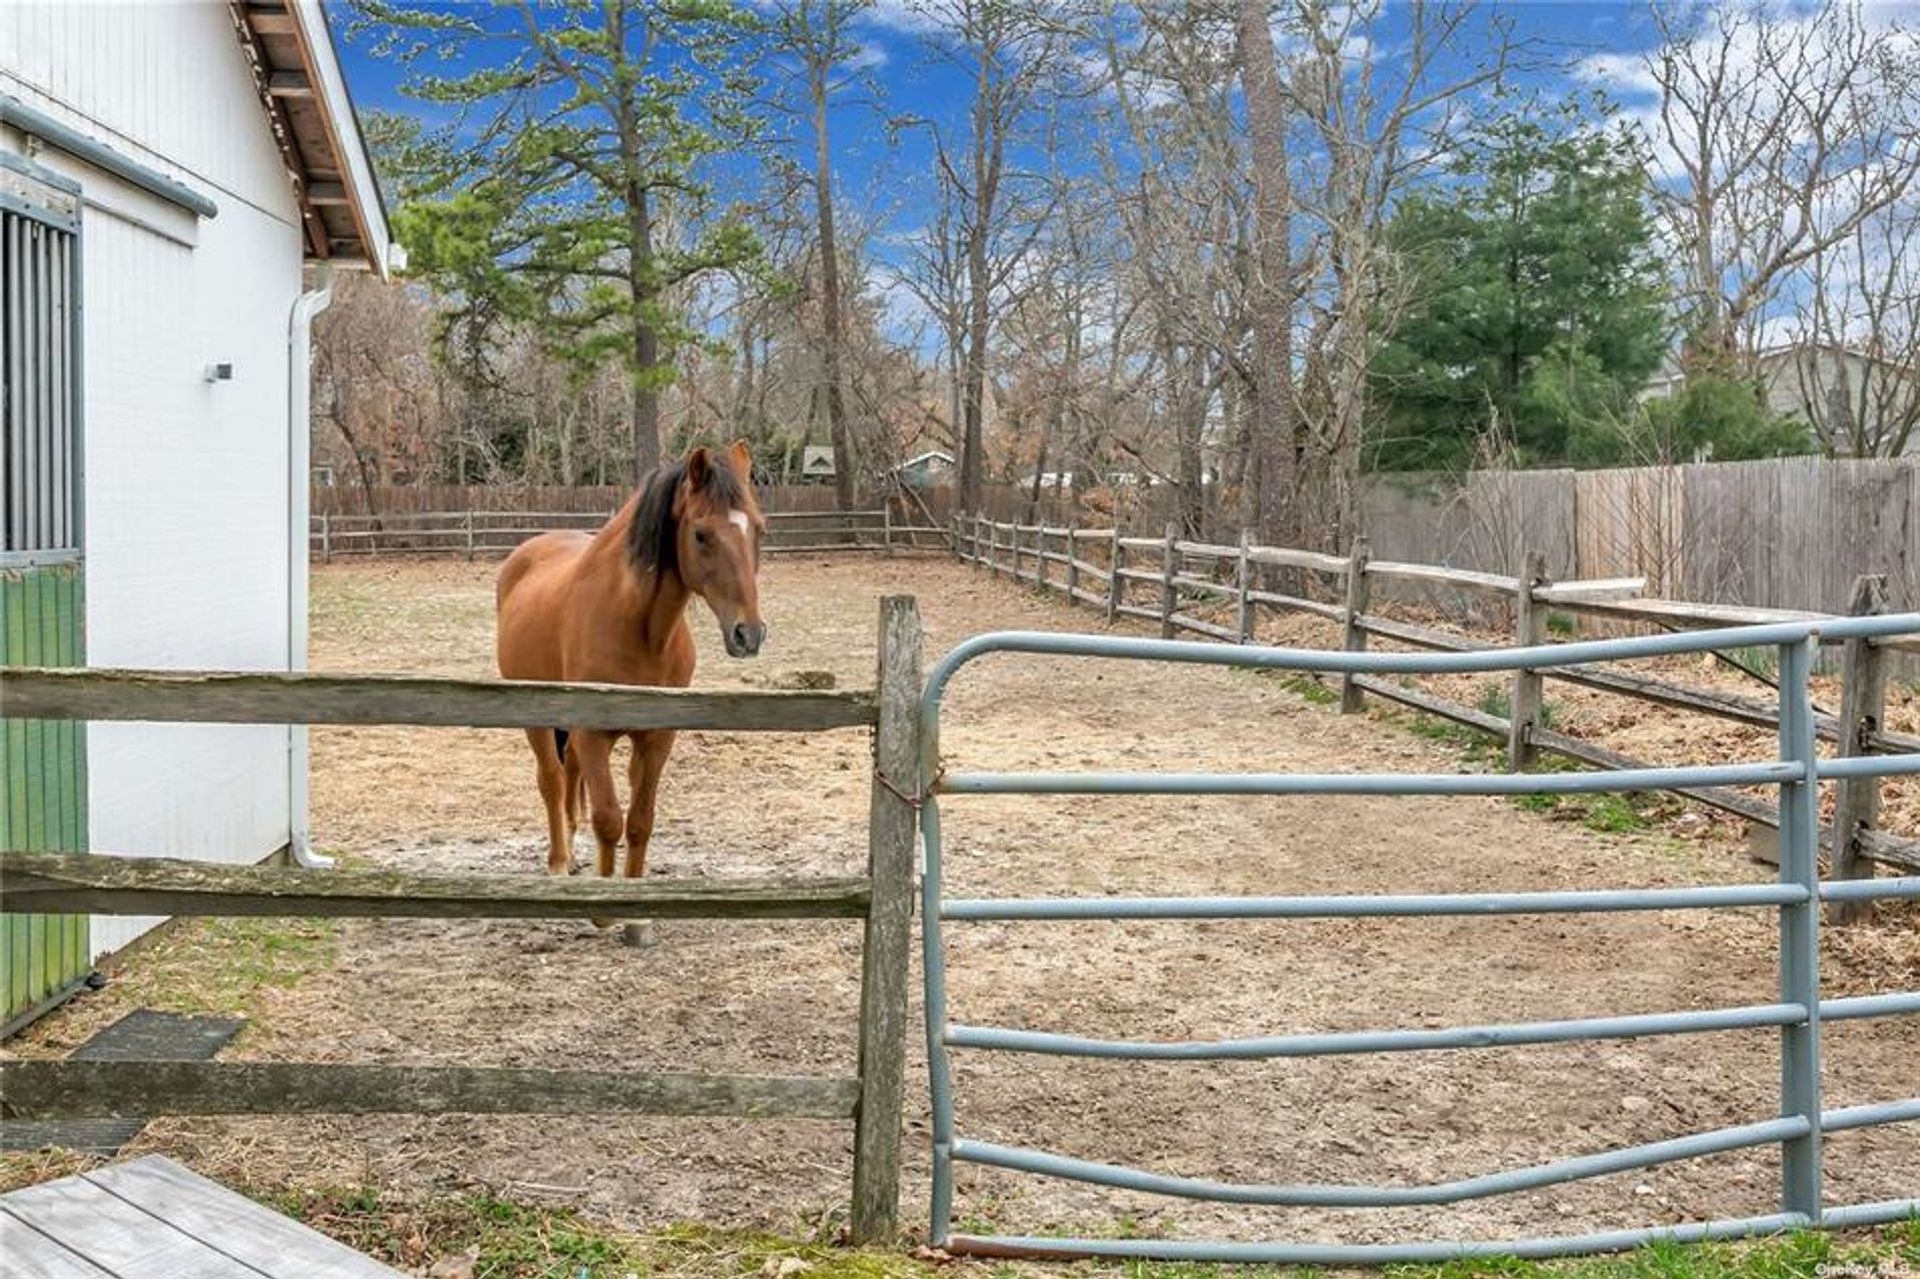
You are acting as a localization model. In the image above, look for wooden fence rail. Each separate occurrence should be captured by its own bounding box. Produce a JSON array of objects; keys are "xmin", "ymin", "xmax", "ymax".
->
[
  {"xmin": 1, "ymin": 1061, "xmax": 859, "ymax": 1122},
  {"xmin": 0, "ymin": 853, "xmax": 870, "ymax": 921},
  {"xmin": 0, "ymin": 598, "xmax": 924, "ymax": 1243},
  {"xmin": 310, "ymin": 507, "xmax": 951, "ymax": 562},
  {"xmin": 0, "ymin": 668, "xmax": 876, "ymax": 732},
  {"xmin": 952, "ymin": 516, "xmax": 1920, "ymax": 890}
]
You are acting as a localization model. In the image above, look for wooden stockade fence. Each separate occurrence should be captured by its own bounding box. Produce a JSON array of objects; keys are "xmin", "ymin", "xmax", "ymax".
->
[
  {"xmin": 0, "ymin": 597, "xmax": 925, "ymax": 1242},
  {"xmin": 953, "ymin": 515, "xmax": 1920, "ymax": 892},
  {"xmin": 311, "ymin": 507, "xmax": 951, "ymax": 561}
]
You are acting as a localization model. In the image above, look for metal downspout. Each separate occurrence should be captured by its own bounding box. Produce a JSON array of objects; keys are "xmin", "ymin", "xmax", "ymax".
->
[{"xmin": 288, "ymin": 265, "xmax": 333, "ymax": 869}]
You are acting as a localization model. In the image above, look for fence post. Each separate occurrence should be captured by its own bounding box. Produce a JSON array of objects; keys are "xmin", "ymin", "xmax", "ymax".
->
[
  {"xmin": 985, "ymin": 520, "xmax": 998, "ymax": 578},
  {"xmin": 464, "ymin": 510, "xmax": 476, "ymax": 562},
  {"xmin": 1830, "ymin": 574, "xmax": 1888, "ymax": 926},
  {"xmin": 882, "ymin": 504, "xmax": 893, "ymax": 558},
  {"xmin": 851, "ymin": 595, "xmax": 921, "ymax": 1243},
  {"xmin": 1106, "ymin": 526, "xmax": 1123, "ymax": 625},
  {"xmin": 1507, "ymin": 549, "xmax": 1549, "ymax": 771},
  {"xmin": 1776, "ymin": 635, "xmax": 1823, "ymax": 1225},
  {"xmin": 1159, "ymin": 521, "xmax": 1178, "ymax": 639},
  {"xmin": 1340, "ymin": 537, "xmax": 1372, "ymax": 713},
  {"xmin": 1036, "ymin": 525, "xmax": 1050, "ymax": 593},
  {"xmin": 1065, "ymin": 513, "xmax": 1079, "ymax": 604},
  {"xmin": 320, "ymin": 513, "xmax": 331, "ymax": 564},
  {"xmin": 1234, "ymin": 530, "xmax": 1254, "ymax": 643}
]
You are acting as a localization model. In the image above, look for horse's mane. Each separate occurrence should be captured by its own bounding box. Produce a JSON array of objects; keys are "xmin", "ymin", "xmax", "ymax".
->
[{"xmin": 628, "ymin": 453, "xmax": 748, "ymax": 577}]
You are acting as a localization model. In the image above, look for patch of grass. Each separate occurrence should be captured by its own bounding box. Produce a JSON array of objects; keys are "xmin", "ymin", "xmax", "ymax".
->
[
  {"xmin": 265, "ymin": 1188, "xmax": 929, "ymax": 1279},
  {"xmin": 90, "ymin": 914, "xmax": 341, "ymax": 1021},
  {"xmin": 1475, "ymin": 685, "xmax": 1560, "ymax": 731},
  {"xmin": 1390, "ymin": 1222, "xmax": 1920, "ymax": 1279},
  {"xmin": 1506, "ymin": 784, "xmax": 1666, "ymax": 837},
  {"xmin": 182, "ymin": 1183, "xmax": 1920, "ymax": 1279},
  {"xmin": 1725, "ymin": 646, "xmax": 1781, "ymax": 683},
  {"xmin": 1274, "ymin": 672, "xmax": 1340, "ymax": 706},
  {"xmin": 1546, "ymin": 611, "xmax": 1578, "ymax": 637}
]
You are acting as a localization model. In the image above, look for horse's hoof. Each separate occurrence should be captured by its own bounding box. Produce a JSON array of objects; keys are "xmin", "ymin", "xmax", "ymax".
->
[{"xmin": 622, "ymin": 921, "xmax": 655, "ymax": 948}]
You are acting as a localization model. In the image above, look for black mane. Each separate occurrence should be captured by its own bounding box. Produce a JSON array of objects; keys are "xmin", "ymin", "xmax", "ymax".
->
[{"xmin": 627, "ymin": 454, "xmax": 747, "ymax": 576}]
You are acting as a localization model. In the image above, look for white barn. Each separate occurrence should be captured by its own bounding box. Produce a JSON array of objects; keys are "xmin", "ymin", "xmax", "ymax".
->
[{"xmin": 2, "ymin": 2, "xmax": 392, "ymax": 1024}]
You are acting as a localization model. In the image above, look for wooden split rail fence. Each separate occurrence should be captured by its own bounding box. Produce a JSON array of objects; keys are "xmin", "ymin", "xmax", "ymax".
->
[
  {"xmin": 0, "ymin": 598, "xmax": 925, "ymax": 1242},
  {"xmin": 312, "ymin": 508, "xmax": 950, "ymax": 561},
  {"xmin": 953, "ymin": 516, "xmax": 1920, "ymax": 895}
]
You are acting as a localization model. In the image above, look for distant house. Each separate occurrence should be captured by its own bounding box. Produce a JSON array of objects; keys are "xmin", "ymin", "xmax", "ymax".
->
[
  {"xmin": 800, "ymin": 445, "xmax": 837, "ymax": 482},
  {"xmin": 1640, "ymin": 343, "xmax": 1919, "ymax": 456},
  {"xmin": 894, "ymin": 450, "xmax": 955, "ymax": 489}
]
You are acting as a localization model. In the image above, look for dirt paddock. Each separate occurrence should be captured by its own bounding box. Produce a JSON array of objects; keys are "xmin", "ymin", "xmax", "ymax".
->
[{"xmin": 19, "ymin": 556, "xmax": 1920, "ymax": 1246}]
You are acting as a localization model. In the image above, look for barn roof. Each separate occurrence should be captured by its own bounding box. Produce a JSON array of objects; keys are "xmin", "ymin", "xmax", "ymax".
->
[{"xmin": 228, "ymin": 1, "xmax": 396, "ymax": 279}]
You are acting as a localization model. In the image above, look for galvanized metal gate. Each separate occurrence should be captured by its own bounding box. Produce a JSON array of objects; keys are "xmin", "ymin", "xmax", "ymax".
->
[
  {"xmin": 917, "ymin": 620, "xmax": 1920, "ymax": 1264},
  {"xmin": 1, "ymin": 151, "xmax": 89, "ymax": 1030}
]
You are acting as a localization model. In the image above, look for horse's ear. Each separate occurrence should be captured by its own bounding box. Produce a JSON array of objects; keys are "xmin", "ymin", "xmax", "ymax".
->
[
  {"xmin": 685, "ymin": 446, "xmax": 711, "ymax": 490},
  {"xmin": 728, "ymin": 438, "xmax": 753, "ymax": 480}
]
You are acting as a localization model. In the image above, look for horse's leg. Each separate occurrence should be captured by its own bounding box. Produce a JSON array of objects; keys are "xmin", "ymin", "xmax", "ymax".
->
[
  {"xmin": 620, "ymin": 731, "xmax": 675, "ymax": 947},
  {"xmin": 563, "ymin": 748, "xmax": 585, "ymax": 864},
  {"xmin": 524, "ymin": 728, "xmax": 570, "ymax": 876},
  {"xmin": 624, "ymin": 730, "xmax": 676, "ymax": 879},
  {"xmin": 569, "ymin": 732, "xmax": 624, "ymax": 933}
]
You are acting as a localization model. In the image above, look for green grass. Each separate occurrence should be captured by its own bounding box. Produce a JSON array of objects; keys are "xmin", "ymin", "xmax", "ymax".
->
[
  {"xmin": 1474, "ymin": 685, "xmax": 1560, "ymax": 731},
  {"xmin": 262, "ymin": 1188, "xmax": 926, "ymax": 1279},
  {"xmin": 1390, "ymin": 1222, "xmax": 1920, "ymax": 1279},
  {"xmin": 1725, "ymin": 646, "xmax": 1781, "ymax": 683},
  {"xmin": 1546, "ymin": 611, "xmax": 1578, "ymax": 637},
  {"xmin": 91, "ymin": 914, "xmax": 341, "ymax": 1021},
  {"xmin": 1273, "ymin": 672, "xmax": 1340, "ymax": 706},
  {"xmin": 247, "ymin": 1188, "xmax": 1920, "ymax": 1279}
]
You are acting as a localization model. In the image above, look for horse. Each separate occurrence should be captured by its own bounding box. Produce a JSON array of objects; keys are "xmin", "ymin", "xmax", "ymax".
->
[{"xmin": 495, "ymin": 440, "xmax": 766, "ymax": 903}]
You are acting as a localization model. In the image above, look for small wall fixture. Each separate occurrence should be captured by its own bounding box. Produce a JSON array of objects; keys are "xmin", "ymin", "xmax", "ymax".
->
[{"xmin": 204, "ymin": 362, "xmax": 234, "ymax": 382}]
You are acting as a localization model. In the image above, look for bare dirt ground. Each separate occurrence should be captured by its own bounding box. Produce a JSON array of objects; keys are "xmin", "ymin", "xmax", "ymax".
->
[{"xmin": 15, "ymin": 556, "xmax": 1918, "ymax": 1248}]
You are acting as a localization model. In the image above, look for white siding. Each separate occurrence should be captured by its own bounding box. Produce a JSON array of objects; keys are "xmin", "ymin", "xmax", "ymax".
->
[
  {"xmin": 1, "ymin": 1, "xmax": 299, "ymax": 218},
  {"xmin": 4, "ymin": 3, "xmax": 308, "ymax": 955}
]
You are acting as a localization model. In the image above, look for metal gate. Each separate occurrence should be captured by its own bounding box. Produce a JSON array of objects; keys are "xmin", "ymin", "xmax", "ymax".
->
[
  {"xmin": 916, "ymin": 618, "xmax": 1920, "ymax": 1264},
  {"xmin": 1, "ymin": 151, "xmax": 89, "ymax": 1031}
]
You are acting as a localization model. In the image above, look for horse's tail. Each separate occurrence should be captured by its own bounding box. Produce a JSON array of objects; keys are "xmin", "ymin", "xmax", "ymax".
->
[{"xmin": 553, "ymin": 728, "xmax": 570, "ymax": 762}]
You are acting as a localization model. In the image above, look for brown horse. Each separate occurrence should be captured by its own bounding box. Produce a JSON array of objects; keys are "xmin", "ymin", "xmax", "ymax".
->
[{"xmin": 496, "ymin": 441, "xmax": 766, "ymax": 893}]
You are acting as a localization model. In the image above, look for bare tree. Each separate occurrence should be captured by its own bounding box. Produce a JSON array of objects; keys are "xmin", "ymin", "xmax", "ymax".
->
[
  {"xmin": 1640, "ymin": 0, "xmax": 1920, "ymax": 365},
  {"xmin": 1235, "ymin": 0, "xmax": 1302, "ymax": 549},
  {"xmin": 911, "ymin": 0, "xmax": 1077, "ymax": 512},
  {"xmin": 1786, "ymin": 194, "xmax": 1920, "ymax": 457},
  {"xmin": 1283, "ymin": 0, "xmax": 1514, "ymax": 549},
  {"xmin": 312, "ymin": 273, "xmax": 465, "ymax": 511},
  {"xmin": 766, "ymin": 0, "xmax": 878, "ymax": 508}
]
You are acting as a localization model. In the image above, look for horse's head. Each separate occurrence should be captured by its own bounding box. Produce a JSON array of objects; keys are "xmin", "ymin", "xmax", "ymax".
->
[{"xmin": 633, "ymin": 440, "xmax": 767, "ymax": 658}]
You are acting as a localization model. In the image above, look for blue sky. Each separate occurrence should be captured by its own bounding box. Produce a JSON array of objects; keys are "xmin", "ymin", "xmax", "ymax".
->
[
  {"xmin": 326, "ymin": 1, "xmax": 1684, "ymax": 342},
  {"xmin": 329, "ymin": 1, "xmax": 1670, "ymax": 204}
]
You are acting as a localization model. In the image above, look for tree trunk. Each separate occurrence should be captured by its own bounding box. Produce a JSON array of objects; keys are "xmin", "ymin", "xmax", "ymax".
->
[
  {"xmin": 813, "ymin": 66, "xmax": 858, "ymax": 510},
  {"xmin": 616, "ymin": 42, "xmax": 663, "ymax": 483},
  {"xmin": 631, "ymin": 189, "xmax": 662, "ymax": 480},
  {"xmin": 1235, "ymin": 0, "xmax": 1299, "ymax": 552}
]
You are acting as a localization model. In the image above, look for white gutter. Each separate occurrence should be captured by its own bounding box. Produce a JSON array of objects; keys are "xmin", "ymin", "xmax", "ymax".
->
[{"xmin": 288, "ymin": 265, "xmax": 334, "ymax": 869}]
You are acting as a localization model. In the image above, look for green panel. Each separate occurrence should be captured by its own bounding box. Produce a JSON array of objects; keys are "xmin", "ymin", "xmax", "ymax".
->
[{"xmin": 2, "ymin": 563, "xmax": 89, "ymax": 1026}]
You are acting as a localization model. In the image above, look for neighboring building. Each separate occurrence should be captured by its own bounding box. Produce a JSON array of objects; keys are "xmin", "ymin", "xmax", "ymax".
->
[
  {"xmin": 894, "ymin": 450, "xmax": 956, "ymax": 489},
  {"xmin": 801, "ymin": 444, "xmax": 837, "ymax": 482},
  {"xmin": 2, "ymin": 2, "xmax": 394, "ymax": 1027},
  {"xmin": 1640, "ymin": 344, "xmax": 1920, "ymax": 457}
]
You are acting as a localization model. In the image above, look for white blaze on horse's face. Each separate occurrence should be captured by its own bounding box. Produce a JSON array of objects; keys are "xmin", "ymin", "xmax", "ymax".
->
[{"xmin": 673, "ymin": 443, "xmax": 767, "ymax": 659}]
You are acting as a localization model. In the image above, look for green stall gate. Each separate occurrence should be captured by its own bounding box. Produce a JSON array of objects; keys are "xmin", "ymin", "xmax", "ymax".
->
[{"xmin": 2, "ymin": 153, "xmax": 90, "ymax": 1030}]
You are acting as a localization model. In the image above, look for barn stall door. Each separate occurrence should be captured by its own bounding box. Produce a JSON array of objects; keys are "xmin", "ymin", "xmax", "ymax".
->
[{"xmin": 1, "ymin": 158, "xmax": 89, "ymax": 1031}]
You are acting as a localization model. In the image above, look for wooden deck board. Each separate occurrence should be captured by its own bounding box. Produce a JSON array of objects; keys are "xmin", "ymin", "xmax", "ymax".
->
[
  {"xmin": 0, "ymin": 1156, "xmax": 400, "ymax": 1278},
  {"xmin": 0, "ymin": 1211, "xmax": 117, "ymax": 1278}
]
